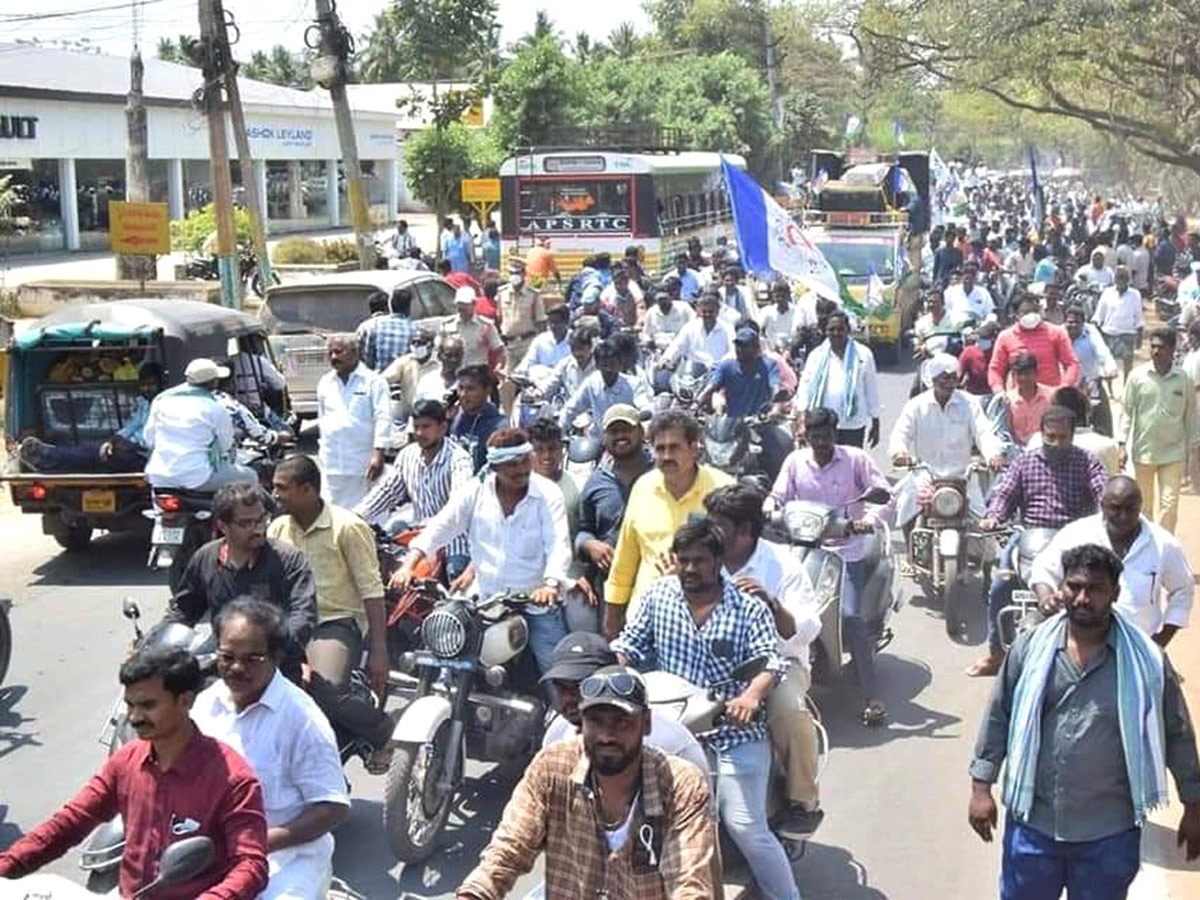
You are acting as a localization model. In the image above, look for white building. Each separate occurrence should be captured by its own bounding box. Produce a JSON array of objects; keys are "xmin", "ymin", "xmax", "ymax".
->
[{"xmin": 0, "ymin": 43, "xmax": 399, "ymax": 254}]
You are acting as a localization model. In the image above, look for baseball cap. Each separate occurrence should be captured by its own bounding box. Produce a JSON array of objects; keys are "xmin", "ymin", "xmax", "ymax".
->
[
  {"xmin": 602, "ymin": 403, "xmax": 641, "ymax": 431},
  {"xmin": 578, "ymin": 665, "xmax": 649, "ymax": 715},
  {"xmin": 538, "ymin": 632, "xmax": 617, "ymax": 684},
  {"xmin": 454, "ymin": 286, "xmax": 476, "ymax": 305},
  {"xmin": 184, "ymin": 358, "xmax": 231, "ymax": 385},
  {"xmin": 734, "ymin": 326, "xmax": 759, "ymax": 344}
]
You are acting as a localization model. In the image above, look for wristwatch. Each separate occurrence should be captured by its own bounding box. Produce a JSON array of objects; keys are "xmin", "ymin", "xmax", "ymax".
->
[{"xmin": 542, "ymin": 577, "xmax": 563, "ymax": 591}]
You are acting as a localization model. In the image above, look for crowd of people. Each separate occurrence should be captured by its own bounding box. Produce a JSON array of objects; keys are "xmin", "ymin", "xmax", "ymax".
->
[{"xmin": 4, "ymin": 193, "xmax": 1200, "ymax": 900}]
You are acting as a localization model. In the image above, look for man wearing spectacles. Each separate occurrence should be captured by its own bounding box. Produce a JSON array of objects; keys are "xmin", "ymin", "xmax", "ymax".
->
[
  {"xmin": 166, "ymin": 483, "xmax": 317, "ymax": 679},
  {"xmin": 193, "ymin": 598, "xmax": 348, "ymax": 900},
  {"xmin": 457, "ymin": 665, "xmax": 717, "ymax": 900},
  {"xmin": 611, "ymin": 518, "xmax": 800, "ymax": 900}
]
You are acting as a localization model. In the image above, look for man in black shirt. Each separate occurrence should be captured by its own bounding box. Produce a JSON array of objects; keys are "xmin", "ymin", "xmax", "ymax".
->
[{"xmin": 166, "ymin": 483, "xmax": 317, "ymax": 676}]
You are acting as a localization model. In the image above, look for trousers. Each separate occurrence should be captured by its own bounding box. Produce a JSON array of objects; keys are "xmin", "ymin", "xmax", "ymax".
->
[
  {"xmin": 841, "ymin": 559, "xmax": 878, "ymax": 700},
  {"xmin": 986, "ymin": 532, "xmax": 1022, "ymax": 653},
  {"xmin": 524, "ymin": 606, "xmax": 569, "ymax": 675},
  {"xmin": 766, "ymin": 663, "xmax": 819, "ymax": 808},
  {"xmin": 305, "ymin": 618, "xmax": 393, "ymax": 749},
  {"xmin": 715, "ymin": 739, "xmax": 801, "ymax": 900},
  {"xmin": 1133, "ymin": 460, "xmax": 1184, "ymax": 534},
  {"xmin": 1001, "ymin": 819, "xmax": 1140, "ymax": 900},
  {"xmin": 41, "ymin": 441, "xmax": 145, "ymax": 473}
]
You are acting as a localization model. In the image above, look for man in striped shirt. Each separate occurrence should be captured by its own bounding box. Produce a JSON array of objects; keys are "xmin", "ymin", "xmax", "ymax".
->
[{"xmin": 355, "ymin": 399, "xmax": 474, "ymax": 579}]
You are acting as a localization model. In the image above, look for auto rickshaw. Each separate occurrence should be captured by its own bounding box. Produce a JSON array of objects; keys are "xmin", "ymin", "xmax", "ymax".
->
[{"xmin": 1, "ymin": 299, "xmax": 287, "ymax": 552}]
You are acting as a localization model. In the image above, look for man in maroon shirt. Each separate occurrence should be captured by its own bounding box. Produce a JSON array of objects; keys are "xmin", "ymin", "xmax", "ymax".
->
[
  {"xmin": 957, "ymin": 323, "xmax": 996, "ymax": 396},
  {"xmin": 0, "ymin": 646, "xmax": 268, "ymax": 899}
]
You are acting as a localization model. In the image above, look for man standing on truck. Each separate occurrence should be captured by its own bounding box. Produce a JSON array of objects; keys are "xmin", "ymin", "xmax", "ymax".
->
[{"xmin": 19, "ymin": 362, "xmax": 162, "ymax": 473}]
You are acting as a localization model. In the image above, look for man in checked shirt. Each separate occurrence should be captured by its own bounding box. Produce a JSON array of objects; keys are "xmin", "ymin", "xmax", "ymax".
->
[
  {"xmin": 612, "ymin": 518, "xmax": 800, "ymax": 900},
  {"xmin": 356, "ymin": 398, "xmax": 474, "ymax": 581}
]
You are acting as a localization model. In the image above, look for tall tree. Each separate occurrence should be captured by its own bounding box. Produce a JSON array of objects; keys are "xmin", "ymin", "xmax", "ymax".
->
[
  {"xmin": 490, "ymin": 36, "xmax": 587, "ymax": 150},
  {"xmin": 358, "ymin": 6, "xmax": 405, "ymax": 83},
  {"xmin": 155, "ymin": 35, "xmax": 198, "ymax": 67},
  {"xmin": 608, "ymin": 22, "xmax": 640, "ymax": 59},
  {"xmin": 512, "ymin": 9, "xmax": 562, "ymax": 52},
  {"xmin": 240, "ymin": 45, "xmax": 313, "ymax": 89}
]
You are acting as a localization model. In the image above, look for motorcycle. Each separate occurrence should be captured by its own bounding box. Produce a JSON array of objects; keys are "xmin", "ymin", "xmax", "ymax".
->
[
  {"xmin": 184, "ymin": 246, "xmax": 280, "ymax": 298},
  {"xmin": 82, "ymin": 599, "xmax": 216, "ymax": 892},
  {"xmin": 702, "ymin": 410, "xmax": 785, "ymax": 491},
  {"xmin": 375, "ymin": 524, "xmax": 444, "ymax": 665},
  {"xmin": 1155, "ymin": 274, "xmax": 1181, "ymax": 320},
  {"xmin": 995, "ymin": 525, "xmax": 1059, "ymax": 651},
  {"xmin": 37, "ymin": 836, "xmax": 213, "ymax": 898},
  {"xmin": 383, "ymin": 583, "xmax": 547, "ymax": 863},
  {"xmin": 765, "ymin": 488, "xmax": 899, "ymax": 684},
  {"xmin": 565, "ymin": 410, "xmax": 602, "ymax": 483},
  {"xmin": 666, "ymin": 359, "xmax": 711, "ymax": 412},
  {"xmin": 897, "ymin": 461, "xmax": 998, "ymax": 639}
]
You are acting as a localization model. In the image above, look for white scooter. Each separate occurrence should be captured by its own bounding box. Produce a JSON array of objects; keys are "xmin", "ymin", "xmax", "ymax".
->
[{"xmin": 19, "ymin": 837, "xmax": 212, "ymax": 898}]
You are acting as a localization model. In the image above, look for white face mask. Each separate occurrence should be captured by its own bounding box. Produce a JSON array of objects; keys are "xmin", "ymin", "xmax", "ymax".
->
[
  {"xmin": 978, "ymin": 338, "xmax": 993, "ymax": 351},
  {"xmin": 412, "ymin": 343, "xmax": 432, "ymax": 361},
  {"xmin": 1020, "ymin": 313, "xmax": 1042, "ymax": 330},
  {"xmin": 509, "ymin": 274, "xmax": 523, "ymax": 287}
]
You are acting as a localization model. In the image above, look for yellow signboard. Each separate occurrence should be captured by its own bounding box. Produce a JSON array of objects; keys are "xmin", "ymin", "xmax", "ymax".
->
[
  {"xmin": 109, "ymin": 201, "xmax": 171, "ymax": 255},
  {"xmin": 461, "ymin": 179, "xmax": 501, "ymax": 204},
  {"xmin": 461, "ymin": 96, "xmax": 485, "ymax": 128}
]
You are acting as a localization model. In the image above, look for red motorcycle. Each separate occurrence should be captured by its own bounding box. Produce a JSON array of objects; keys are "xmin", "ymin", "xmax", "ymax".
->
[{"xmin": 377, "ymin": 526, "xmax": 444, "ymax": 665}]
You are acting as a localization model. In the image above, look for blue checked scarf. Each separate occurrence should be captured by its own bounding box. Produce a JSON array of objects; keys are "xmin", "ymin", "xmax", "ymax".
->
[{"xmin": 1003, "ymin": 610, "xmax": 1169, "ymax": 826}]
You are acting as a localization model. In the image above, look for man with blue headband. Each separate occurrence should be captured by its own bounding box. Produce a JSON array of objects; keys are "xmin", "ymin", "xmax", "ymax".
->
[{"xmin": 391, "ymin": 427, "xmax": 571, "ymax": 674}]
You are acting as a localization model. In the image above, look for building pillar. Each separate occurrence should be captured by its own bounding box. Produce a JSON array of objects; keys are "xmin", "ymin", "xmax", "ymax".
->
[
  {"xmin": 326, "ymin": 159, "xmax": 340, "ymax": 227},
  {"xmin": 287, "ymin": 160, "xmax": 305, "ymax": 220},
  {"xmin": 382, "ymin": 157, "xmax": 399, "ymax": 221},
  {"xmin": 253, "ymin": 158, "xmax": 269, "ymax": 234},
  {"xmin": 58, "ymin": 157, "xmax": 79, "ymax": 251},
  {"xmin": 167, "ymin": 158, "xmax": 185, "ymax": 221}
]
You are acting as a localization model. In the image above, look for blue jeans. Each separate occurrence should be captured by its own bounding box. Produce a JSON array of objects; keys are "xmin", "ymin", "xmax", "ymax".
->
[
  {"xmin": 841, "ymin": 559, "xmax": 877, "ymax": 701},
  {"xmin": 42, "ymin": 441, "xmax": 144, "ymax": 472},
  {"xmin": 524, "ymin": 606, "xmax": 568, "ymax": 676},
  {"xmin": 1002, "ymin": 819, "xmax": 1140, "ymax": 900},
  {"xmin": 715, "ymin": 739, "xmax": 800, "ymax": 900},
  {"xmin": 987, "ymin": 532, "xmax": 1021, "ymax": 653}
]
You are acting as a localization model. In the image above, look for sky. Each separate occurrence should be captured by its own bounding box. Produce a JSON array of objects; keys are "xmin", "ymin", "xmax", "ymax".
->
[{"xmin": 5, "ymin": 0, "xmax": 653, "ymax": 58}]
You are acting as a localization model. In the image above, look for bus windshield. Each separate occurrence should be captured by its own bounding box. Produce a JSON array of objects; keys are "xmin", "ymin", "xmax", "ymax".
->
[
  {"xmin": 521, "ymin": 178, "xmax": 632, "ymax": 233},
  {"xmin": 813, "ymin": 238, "xmax": 895, "ymax": 281}
]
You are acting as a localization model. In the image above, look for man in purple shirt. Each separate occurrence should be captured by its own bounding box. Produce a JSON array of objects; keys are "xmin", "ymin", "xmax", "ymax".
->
[
  {"xmin": 771, "ymin": 407, "xmax": 894, "ymax": 725},
  {"xmin": 967, "ymin": 404, "xmax": 1108, "ymax": 676}
]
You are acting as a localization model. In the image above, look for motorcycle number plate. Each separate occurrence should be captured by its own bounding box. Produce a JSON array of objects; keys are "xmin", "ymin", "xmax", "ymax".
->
[
  {"xmin": 938, "ymin": 529, "xmax": 961, "ymax": 558},
  {"xmin": 81, "ymin": 489, "xmax": 116, "ymax": 514},
  {"xmin": 151, "ymin": 523, "xmax": 186, "ymax": 545},
  {"xmin": 1012, "ymin": 590, "xmax": 1037, "ymax": 603}
]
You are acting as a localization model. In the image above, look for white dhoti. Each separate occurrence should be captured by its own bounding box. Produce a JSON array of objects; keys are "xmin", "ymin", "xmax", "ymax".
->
[
  {"xmin": 261, "ymin": 838, "xmax": 335, "ymax": 900},
  {"xmin": 323, "ymin": 472, "xmax": 373, "ymax": 510}
]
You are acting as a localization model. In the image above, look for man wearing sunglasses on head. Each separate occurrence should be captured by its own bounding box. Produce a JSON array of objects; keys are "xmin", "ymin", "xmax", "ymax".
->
[
  {"xmin": 457, "ymin": 666, "xmax": 717, "ymax": 900},
  {"xmin": 612, "ymin": 517, "xmax": 800, "ymax": 900}
]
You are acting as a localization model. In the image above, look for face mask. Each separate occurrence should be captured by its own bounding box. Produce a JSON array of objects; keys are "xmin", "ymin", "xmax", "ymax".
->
[
  {"xmin": 1020, "ymin": 313, "xmax": 1042, "ymax": 330},
  {"xmin": 509, "ymin": 275, "xmax": 523, "ymax": 287},
  {"xmin": 978, "ymin": 338, "xmax": 993, "ymax": 351},
  {"xmin": 413, "ymin": 343, "xmax": 432, "ymax": 361}
]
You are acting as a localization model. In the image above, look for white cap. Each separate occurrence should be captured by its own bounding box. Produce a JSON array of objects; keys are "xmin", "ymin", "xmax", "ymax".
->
[
  {"xmin": 454, "ymin": 286, "xmax": 476, "ymax": 305},
  {"xmin": 184, "ymin": 357, "xmax": 230, "ymax": 385},
  {"xmin": 926, "ymin": 353, "xmax": 959, "ymax": 381}
]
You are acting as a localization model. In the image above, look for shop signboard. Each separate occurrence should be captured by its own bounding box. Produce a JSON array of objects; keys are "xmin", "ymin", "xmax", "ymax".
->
[{"xmin": 109, "ymin": 202, "xmax": 170, "ymax": 255}]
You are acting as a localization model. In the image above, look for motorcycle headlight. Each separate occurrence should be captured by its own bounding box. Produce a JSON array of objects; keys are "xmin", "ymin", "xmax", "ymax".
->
[
  {"xmin": 421, "ymin": 603, "xmax": 474, "ymax": 658},
  {"xmin": 930, "ymin": 485, "xmax": 966, "ymax": 519},
  {"xmin": 706, "ymin": 441, "xmax": 736, "ymax": 467}
]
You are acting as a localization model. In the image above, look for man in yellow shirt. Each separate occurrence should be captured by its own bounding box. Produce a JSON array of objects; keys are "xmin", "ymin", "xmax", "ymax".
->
[
  {"xmin": 603, "ymin": 410, "xmax": 733, "ymax": 638},
  {"xmin": 268, "ymin": 454, "xmax": 395, "ymax": 772}
]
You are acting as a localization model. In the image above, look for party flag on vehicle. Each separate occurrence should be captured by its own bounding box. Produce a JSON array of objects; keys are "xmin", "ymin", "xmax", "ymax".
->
[
  {"xmin": 721, "ymin": 156, "xmax": 843, "ymax": 305},
  {"xmin": 864, "ymin": 265, "xmax": 886, "ymax": 311}
]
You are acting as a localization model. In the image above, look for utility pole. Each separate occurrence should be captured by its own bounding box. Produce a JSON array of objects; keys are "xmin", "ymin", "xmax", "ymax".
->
[
  {"xmin": 198, "ymin": 0, "xmax": 242, "ymax": 307},
  {"xmin": 119, "ymin": 49, "xmax": 156, "ymax": 285},
  {"xmin": 310, "ymin": 0, "xmax": 375, "ymax": 270},
  {"xmin": 216, "ymin": 9, "xmax": 273, "ymax": 295},
  {"xmin": 760, "ymin": 3, "xmax": 785, "ymax": 186}
]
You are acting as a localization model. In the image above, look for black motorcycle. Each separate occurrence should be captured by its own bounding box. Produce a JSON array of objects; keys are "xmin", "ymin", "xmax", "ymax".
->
[{"xmin": 184, "ymin": 247, "xmax": 280, "ymax": 298}]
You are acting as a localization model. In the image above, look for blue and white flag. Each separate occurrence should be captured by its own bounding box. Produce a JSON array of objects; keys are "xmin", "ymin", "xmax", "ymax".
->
[
  {"xmin": 721, "ymin": 156, "xmax": 841, "ymax": 303},
  {"xmin": 865, "ymin": 266, "xmax": 886, "ymax": 310}
]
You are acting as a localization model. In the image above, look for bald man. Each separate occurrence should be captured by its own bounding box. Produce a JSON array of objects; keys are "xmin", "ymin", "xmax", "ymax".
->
[
  {"xmin": 1029, "ymin": 475, "xmax": 1193, "ymax": 646},
  {"xmin": 316, "ymin": 336, "xmax": 393, "ymax": 509}
]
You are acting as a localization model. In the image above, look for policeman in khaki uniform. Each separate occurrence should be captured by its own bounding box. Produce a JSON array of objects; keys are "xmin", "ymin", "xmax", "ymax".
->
[{"xmin": 498, "ymin": 257, "xmax": 546, "ymax": 411}]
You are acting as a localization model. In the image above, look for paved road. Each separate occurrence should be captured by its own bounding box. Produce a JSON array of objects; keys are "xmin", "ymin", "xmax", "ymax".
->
[{"xmin": 0, "ymin": 360, "xmax": 1011, "ymax": 898}]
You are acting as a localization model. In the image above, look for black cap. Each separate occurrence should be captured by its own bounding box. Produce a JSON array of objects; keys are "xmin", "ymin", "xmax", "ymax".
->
[
  {"xmin": 538, "ymin": 632, "xmax": 616, "ymax": 684},
  {"xmin": 578, "ymin": 665, "xmax": 649, "ymax": 715}
]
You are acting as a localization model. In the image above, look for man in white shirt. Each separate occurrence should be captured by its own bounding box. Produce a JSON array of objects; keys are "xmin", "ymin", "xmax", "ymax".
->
[
  {"xmin": 559, "ymin": 340, "xmax": 653, "ymax": 437},
  {"xmin": 943, "ymin": 261, "xmax": 996, "ymax": 324},
  {"xmin": 193, "ymin": 597, "xmax": 349, "ymax": 900},
  {"xmin": 798, "ymin": 310, "xmax": 881, "ymax": 448},
  {"xmin": 1004, "ymin": 238, "xmax": 1036, "ymax": 278},
  {"xmin": 760, "ymin": 280, "xmax": 808, "ymax": 352},
  {"xmin": 657, "ymin": 293, "xmax": 734, "ymax": 373},
  {"xmin": 1076, "ymin": 248, "xmax": 1115, "ymax": 288},
  {"xmin": 540, "ymin": 631, "xmax": 709, "ymax": 776},
  {"xmin": 413, "ymin": 335, "xmax": 463, "ymax": 403},
  {"xmin": 392, "ymin": 428, "xmax": 572, "ymax": 674},
  {"xmin": 144, "ymin": 357, "xmax": 257, "ymax": 491},
  {"xmin": 715, "ymin": 265, "xmax": 760, "ymax": 326},
  {"xmin": 316, "ymin": 335, "xmax": 393, "ymax": 509},
  {"xmin": 1029, "ymin": 475, "xmax": 1192, "ymax": 645},
  {"xmin": 1092, "ymin": 265, "xmax": 1144, "ymax": 378},
  {"xmin": 889, "ymin": 355, "xmax": 1005, "ymax": 524},
  {"xmin": 513, "ymin": 304, "xmax": 571, "ymax": 383},
  {"xmin": 534, "ymin": 330, "xmax": 595, "ymax": 401},
  {"xmin": 705, "ymin": 484, "xmax": 824, "ymax": 839},
  {"xmin": 642, "ymin": 288, "xmax": 696, "ymax": 351},
  {"xmin": 1130, "ymin": 234, "xmax": 1152, "ymax": 293}
]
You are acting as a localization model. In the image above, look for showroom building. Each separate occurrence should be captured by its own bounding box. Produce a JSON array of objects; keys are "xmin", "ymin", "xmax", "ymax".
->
[{"xmin": 0, "ymin": 42, "xmax": 399, "ymax": 254}]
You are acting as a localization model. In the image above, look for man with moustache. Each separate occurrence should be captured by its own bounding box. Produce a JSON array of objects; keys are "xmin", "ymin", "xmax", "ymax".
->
[
  {"xmin": 457, "ymin": 665, "xmax": 717, "ymax": 900},
  {"xmin": 968, "ymin": 544, "xmax": 1200, "ymax": 898}
]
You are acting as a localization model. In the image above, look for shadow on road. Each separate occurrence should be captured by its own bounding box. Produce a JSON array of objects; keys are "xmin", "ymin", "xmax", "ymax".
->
[
  {"xmin": 332, "ymin": 759, "xmax": 526, "ymax": 899},
  {"xmin": 905, "ymin": 573, "xmax": 990, "ymax": 646},
  {"xmin": 795, "ymin": 841, "xmax": 889, "ymax": 899},
  {"xmin": 0, "ymin": 685, "xmax": 40, "ymax": 760},
  {"xmin": 29, "ymin": 531, "xmax": 163, "ymax": 589},
  {"xmin": 0, "ymin": 804, "xmax": 25, "ymax": 853},
  {"xmin": 816, "ymin": 654, "xmax": 961, "ymax": 749}
]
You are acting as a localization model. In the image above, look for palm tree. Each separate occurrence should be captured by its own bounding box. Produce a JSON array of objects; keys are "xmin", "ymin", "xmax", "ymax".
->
[
  {"xmin": 156, "ymin": 35, "xmax": 198, "ymax": 67},
  {"xmin": 608, "ymin": 21, "xmax": 640, "ymax": 59},
  {"xmin": 573, "ymin": 32, "xmax": 592, "ymax": 65},
  {"xmin": 358, "ymin": 6, "xmax": 405, "ymax": 83},
  {"xmin": 512, "ymin": 9, "xmax": 562, "ymax": 52}
]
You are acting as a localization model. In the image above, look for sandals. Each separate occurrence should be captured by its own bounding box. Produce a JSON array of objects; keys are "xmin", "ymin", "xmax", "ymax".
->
[
  {"xmin": 898, "ymin": 560, "xmax": 916, "ymax": 578},
  {"xmin": 861, "ymin": 701, "xmax": 888, "ymax": 727}
]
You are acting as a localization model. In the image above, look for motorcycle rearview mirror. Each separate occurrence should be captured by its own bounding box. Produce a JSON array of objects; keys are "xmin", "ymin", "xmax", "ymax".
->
[
  {"xmin": 730, "ymin": 656, "xmax": 768, "ymax": 683},
  {"xmin": 122, "ymin": 598, "xmax": 141, "ymax": 621},
  {"xmin": 131, "ymin": 836, "xmax": 214, "ymax": 899},
  {"xmin": 857, "ymin": 487, "xmax": 892, "ymax": 506}
]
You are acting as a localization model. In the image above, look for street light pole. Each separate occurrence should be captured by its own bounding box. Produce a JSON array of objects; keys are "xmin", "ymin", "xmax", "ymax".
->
[
  {"xmin": 310, "ymin": 0, "xmax": 375, "ymax": 270},
  {"xmin": 198, "ymin": 0, "xmax": 242, "ymax": 307}
]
